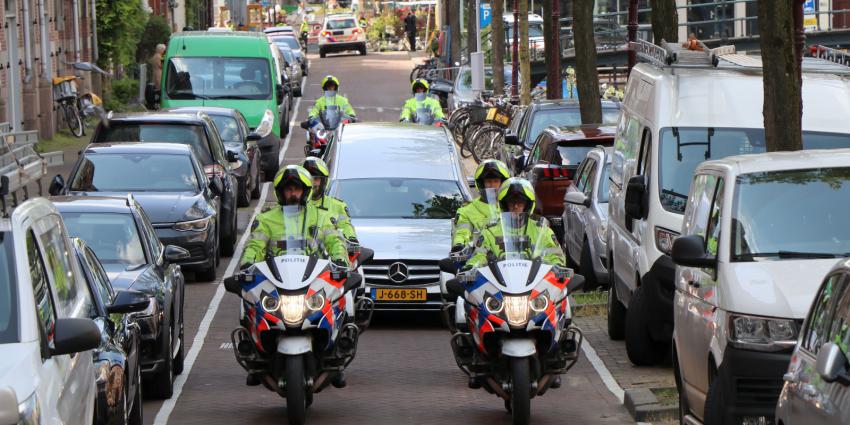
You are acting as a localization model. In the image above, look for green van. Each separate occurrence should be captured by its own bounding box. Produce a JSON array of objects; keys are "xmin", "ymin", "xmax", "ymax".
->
[{"xmin": 156, "ymin": 32, "xmax": 290, "ymax": 179}]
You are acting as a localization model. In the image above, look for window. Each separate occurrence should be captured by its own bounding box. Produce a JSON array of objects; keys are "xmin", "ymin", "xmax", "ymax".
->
[
  {"xmin": 526, "ymin": 109, "xmax": 620, "ymax": 148},
  {"xmin": 70, "ymin": 154, "xmax": 201, "ymax": 193},
  {"xmin": 573, "ymin": 160, "xmax": 590, "ymax": 192},
  {"xmin": 705, "ymin": 178, "xmax": 724, "ymax": 256},
  {"xmin": 137, "ymin": 207, "xmax": 162, "ymax": 260},
  {"xmin": 95, "ymin": 124, "xmax": 213, "ymax": 165},
  {"xmin": 271, "ymin": 36, "xmax": 300, "ymax": 50},
  {"xmin": 327, "ymin": 18, "xmax": 356, "ymax": 30},
  {"xmin": 597, "ymin": 163, "xmax": 612, "ymax": 203},
  {"xmin": 334, "ymin": 178, "xmax": 464, "ymax": 219},
  {"xmin": 803, "ymin": 274, "xmax": 844, "ymax": 353},
  {"xmin": 528, "ymin": 134, "xmax": 548, "ymax": 167},
  {"xmin": 583, "ymin": 164, "xmax": 597, "ymax": 197},
  {"xmin": 681, "ymin": 174, "xmax": 717, "ymax": 241},
  {"xmin": 165, "ymin": 57, "xmax": 272, "ymax": 101},
  {"xmin": 28, "ymin": 230, "xmax": 56, "ymax": 348},
  {"xmin": 62, "ymin": 212, "xmax": 148, "ymax": 266},
  {"xmin": 36, "ymin": 216, "xmax": 88, "ymax": 319},
  {"xmin": 0, "ymin": 232, "xmax": 17, "ymax": 344},
  {"xmin": 208, "ymin": 115, "xmax": 242, "ymax": 145},
  {"xmin": 576, "ymin": 159, "xmax": 596, "ymax": 192},
  {"xmin": 828, "ymin": 275, "xmax": 850, "ymax": 357},
  {"xmin": 83, "ymin": 248, "xmax": 113, "ymax": 313}
]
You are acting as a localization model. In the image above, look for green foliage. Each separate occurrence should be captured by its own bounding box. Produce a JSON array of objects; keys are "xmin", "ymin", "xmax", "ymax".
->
[
  {"xmin": 104, "ymin": 79, "xmax": 139, "ymax": 112},
  {"xmin": 185, "ymin": 0, "xmax": 201, "ymax": 29},
  {"xmin": 136, "ymin": 15, "xmax": 171, "ymax": 63},
  {"xmin": 366, "ymin": 13, "xmax": 401, "ymax": 42},
  {"xmin": 97, "ymin": 0, "xmax": 147, "ymax": 68}
]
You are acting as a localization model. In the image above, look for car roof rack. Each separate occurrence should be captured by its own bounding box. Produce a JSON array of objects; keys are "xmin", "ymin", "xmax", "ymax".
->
[{"xmin": 0, "ymin": 133, "xmax": 64, "ymax": 217}]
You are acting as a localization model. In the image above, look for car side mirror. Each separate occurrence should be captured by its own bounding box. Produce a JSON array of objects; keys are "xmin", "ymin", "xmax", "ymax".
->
[
  {"xmin": 817, "ymin": 342, "xmax": 850, "ymax": 385},
  {"xmin": 445, "ymin": 278, "xmax": 465, "ymax": 298},
  {"xmin": 210, "ymin": 177, "xmax": 224, "ymax": 196},
  {"xmin": 343, "ymin": 272, "xmax": 363, "ymax": 293},
  {"xmin": 566, "ymin": 274, "xmax": 585, "ymax": 295},
  {"xmin": 439, "ymin": 257, "xmax": 459, "ymax": 274},
  {"xmin": 624, "ymin": 174, "xmax": 647, "ymax": 221},
  {"xmin": 565, "ymin": 191, "xmax": 590, "ymax": 207},
  {"xmin": 276, "ymin": 84, "xmax": 285, "ymax": 105},
  {"xmin": 504, "ymin": 133, "xmax": 520, "ymax": 146},
  {"xmin": 226, "ymin": 150, "xmax": 239, "ymax": 163},
  {"xmin": 671, "ymin": 235, "xmax": 716, "ymax": 269},
  {"xmin": 51, "ymin": 318, "xmax": 101, "ymax": 356},
  {"xmin": 164, "ymin": 245, "xmax": 191, "ymax": 262},
  {"xmin": 107, "ymin": 290, "xmax": 150, "ymax": 314},
  {"xmin": 466, "ymin": 176, "xmax": 477, "ymax": 189},
  {"xmin": 144, "ymin": 83, "xmax": 159, "ymax": 110},
  {"xmin": 48, "ymin": 174, "xmax": 66, "ymax": 196},
  {"xmin": 247, "ymin": 132, "xmax": 262, "ymax": 141},
  {"xmin": 0, "ymin": 388, "xmax": 19, "ymax": 424}
]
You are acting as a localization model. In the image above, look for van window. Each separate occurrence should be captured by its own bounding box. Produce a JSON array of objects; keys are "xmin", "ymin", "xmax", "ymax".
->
[
  {"xmin": 598, "ymin": 163, "xmax": 611, "ymax": 203},
  {"xmin": 165, "ymin": 57, "xmax": 272, "ymax": 101},
  {"xmin": 682, "ymin": 173, "xmax": 717, "ymax": 241},
  {"xmin": 36, "ymin": 216, "xmax": 91, "ymax": 319},
  {"xmin": 28, "ymin": 230, "xmax": 55, "ymax": 349},
  {"xmin": 659, "ymin": 128, "xmax": 850, "ymax": 214},
  {"xmin": 0, "ymin": 233, "xmax": 17, "ymax": 344},
  {"xmin": 705, "ymin": 179, "xmax": 724, "ymax": 256}
]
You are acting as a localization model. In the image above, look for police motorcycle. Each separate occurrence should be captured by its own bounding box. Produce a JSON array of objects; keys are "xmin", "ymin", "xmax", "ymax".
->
[
  {"xmin": 223, "ymin": 207, "xmax": 374, "ymax": 425},
  {"xmin": 300, "ymin": 106, "xmax": 354, "ymax": 157},
  {"xmin": 439, "ymin": 212, "xmax": 585, "ymax": 425}
]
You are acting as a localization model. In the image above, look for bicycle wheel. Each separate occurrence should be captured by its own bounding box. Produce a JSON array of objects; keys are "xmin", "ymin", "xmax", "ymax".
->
[
  {"xmin": 63, "ymin": 102, "xmax": 84, "ymax": 137},
  {"xmin": 410, "ymin": 65, "xmax": 422, "ymax": 82},
  {"xmin": 473, "ymin": 126, "xmax": 505, "ymax": 162}
]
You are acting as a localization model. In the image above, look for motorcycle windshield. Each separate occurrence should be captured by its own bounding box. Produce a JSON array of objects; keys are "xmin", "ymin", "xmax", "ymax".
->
[
  {"xmin": 482, "ymin": 188, "xmax": 500, "ymax": 226},
  {"xmin": 279, "ymin": 205, "xmax": 308, "ymax": 255},
  {"xmin": 500, "ymin": 212, "xmax": 531, "ymax": 260},
  {"xmin": 322, "ymin": 105, "xmax": 341, "ymax": 130},
  {"xmin": 415, "ymin": 105, "xmax": 435, "ymax": 125}
]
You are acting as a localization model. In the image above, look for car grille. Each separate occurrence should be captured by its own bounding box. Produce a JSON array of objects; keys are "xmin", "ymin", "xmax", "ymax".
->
[
  {"xmin": 734, "ymin": 377, "xmax": 784, "ymax": 409},
  {"xmin": 362, "ymin": 259, "xmax": 441, "ymax": 287}
]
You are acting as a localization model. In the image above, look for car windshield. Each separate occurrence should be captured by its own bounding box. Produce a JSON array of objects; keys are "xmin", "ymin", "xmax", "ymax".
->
[
  {"xmin": 598, "ymin": 162, "xmax": 611, "ymax": 203},
  {"xmin": 272, "ymin": 36, "xmax": 300, "ymax": 50},
  {"xmin": 62, "ymin": 213, "xmax": 147, "ymax": 267},
  {"xmin": 0, "ymin": 234, "xmax": 18, "ymax": 344},
  {"xmin": 327, "ymin": 19, "xmax": 356, "ymax": 30},
  {"xmin": 334, "ymin": 178, "xmax": 464, "ymax": 219},
  {"xmin": 456, "ymin": 67, "xmax": 513, "ymax": 99},
  {"xmin": 508, "ymin": 22, "xmax": 544, "ymax": 39},
  {"xmin": 165, "ymin": 57, "xmax": 272, "ymax": 100},
  {"xmin": 70, "ymin": 153, "xmax": 200, "ymax": 192},
  {"xmin": 659, "ymin": 128, "xmax": 850, "ymax": 214},
  {"xmin": 731, "ymin": 167, "xmax": 850, "ymax": 261},
  {"xmin": 95, "ymin": 124, "xmax": 213, "ymax": 164},
  {"xmin": 527, "ymin": 110, "xmax": 620, "ymax": 147},
  {"xmin": 207, "ymin": 115, "xmax": 241, "ymax": 145}
]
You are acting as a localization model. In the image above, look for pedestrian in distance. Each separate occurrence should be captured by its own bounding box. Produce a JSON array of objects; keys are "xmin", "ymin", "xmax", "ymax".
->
[
  {"xmin": 404, "ymin": 11, "xmax": 417, "ymax": 51},
  {"xmin": 151, "ymin": 44, "xmax": 166, "ymax": 90}
]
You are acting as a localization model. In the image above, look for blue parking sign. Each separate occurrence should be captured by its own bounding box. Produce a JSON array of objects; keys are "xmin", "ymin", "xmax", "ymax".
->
[
  {"xmin": 480, "ymin": 3, "xmax": 492, "ymax": 29},
  {"xmin": 803, "ymin": 0, "xmax": 816, "ymax": 14}
]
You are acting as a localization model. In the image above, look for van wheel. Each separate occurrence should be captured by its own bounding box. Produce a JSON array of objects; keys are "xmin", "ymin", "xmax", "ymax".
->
[
  {"xmin": 703, "ymin": 375, "xmax": 725, "ymax": 425},
  {"xmin": 625, "ymin": 285, "xmax": 668, "ymax": 366},
  {"xmin": 580, "ymin": 239, "xmax": 600, "ymax": 291},
  {"xmin": 607, "ymin": 279, "xmax": 626, "ymax": 340}
]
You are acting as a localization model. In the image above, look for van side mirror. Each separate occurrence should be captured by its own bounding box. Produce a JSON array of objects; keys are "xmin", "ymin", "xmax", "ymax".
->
[
  {"xmin": 671, "ymin": 235, "xmax": 716, "ymax": 269},
  {"xmin": 624, "ymin": 175, "xmax": 647, "ymax": 221},
  {"xmin": 0, "ymin": 388, "xmax": 19, "ymax": 424},
  {"xmin": 504, "ymin": 133, "xmax": 520, "ymax": 146},
  {"xmin": 276, "ymin": 84, "xmax": 285, "ymax": 105},
  {"xmin": 51, "ymin": 318, "xmax": 101, "ymax": 356},
  {"xmin": 817, "ymin": 342, "xmax": 850, "ymax": 385},
  {"xmin": 49, "ymin": 174, "xmax": 66, "ymax": 196}
]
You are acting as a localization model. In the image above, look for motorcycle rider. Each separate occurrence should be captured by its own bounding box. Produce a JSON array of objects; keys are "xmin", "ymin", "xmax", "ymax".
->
[
  {"xmin": 300, "ymin": 19, "xmax": 310, "ymax": 41},
  {"xmin": 400, "ymin": 78, "xmax": 444, "ymax": 124},
  {"xmin": 301, "ymin": 156, "xmax": 358, "ymax": 244},
  {"xmin": 450, "ymin": 159, "xmax": 510, "ymax": 255},
  {"xmin": 308, "ymin": 75, "xmax": 357, "ymax": 125}
]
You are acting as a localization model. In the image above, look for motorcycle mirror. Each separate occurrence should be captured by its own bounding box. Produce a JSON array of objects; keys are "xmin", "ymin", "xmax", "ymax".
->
[
  {"xmin": 343, "ymin": 273, "xmax": 363, "ymax": 293},
  {"xmin": 566, "ymin": 274, "xmax": 585, "ymax": 295},
  {"xmin": 223, "ymin": 276, "xmax": 243, "ymax": 294},
  {"xmin": 438, "ymin": 257, "xmax": 458, "ymax": 274},
  {"xmin": 445, "ymin": 278, "xmax": 465, "ymax": 298},
  {"xmin": 299, "ymin": 120, "xmax": 312, "ymax": 130},
  {"xmin": 72, "ymin": 62, "xmax": 95, "ymax": 72},
  {"xmin": 357, "ymin": 247, "xmax": 375, "ymax": 266}
]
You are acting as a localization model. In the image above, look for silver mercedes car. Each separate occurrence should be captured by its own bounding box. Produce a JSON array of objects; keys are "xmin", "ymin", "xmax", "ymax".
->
[{"xmin": 325, "ymin": 122, "xmax": 473, "ymax": 310}]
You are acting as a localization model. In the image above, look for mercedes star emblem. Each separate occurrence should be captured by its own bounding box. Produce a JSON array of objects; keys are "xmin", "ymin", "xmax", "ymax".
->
[{"xmin": 387, "ymin": 262, "xmax": 409, "ymax": 283}]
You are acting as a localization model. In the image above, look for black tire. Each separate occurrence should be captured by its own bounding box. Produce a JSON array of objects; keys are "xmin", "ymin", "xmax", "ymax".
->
[
  {"xmin": 196, "ymin": 235, "xmax": 218, "ymax": 282},
  {"xmin": 128, "ymin": 368, "xmax": 143, "ymax": 425},
  {"xmin": 294, "ymin": 87, "xmax": 303, "ymax": 97},
  {"xmin": 703, "ymin": 375, "xmax": 724, "ymax": 425},
  {"xmin": 359, "ymin": 45, "xmax": 367, "ymax": 55},
  {"xmin": 63, "ymin": 103, "xmax": 84, "ymax": 137},
  {"xmin": 607, "ymin": 279, "xmax": 626, "ymax": 340},
  {"xmin": 285, "ymin": 355, "xmax": 307, "ymax": 425},
  {"xmin": 319, "ymin": 49, "xmax": 326, "ymax": 58},
  {"xmin": 237, "ymin": 176, "xmax": 250, "ymax": 208},
  {"xmin": 580, "ymin": 239, "xmax": 601, "ymax": 291},
  {"xmin": 625, "ymin": 285, "xmax": 668, "ymax": 366},
  {"xmin": 172, "ymin": 316, "xmax": 185, "ymax": 375},
  {"xmin": 220, "ymin": 211, "xmax": 237, "ymax": 257},
  {"xmin": 510, "ymin": 357, "xmax": 531, "ymax": 425},
  {"xmin": 250, "ymin": 168, "xmax": 261, "ymax": 200},
  {"xmin": 410, "ymin": 66, "xmax": 421, "ymax": 82},
  {"xmin": 147, "ymin": 325, "xmax": 174, "ymax": 399}
]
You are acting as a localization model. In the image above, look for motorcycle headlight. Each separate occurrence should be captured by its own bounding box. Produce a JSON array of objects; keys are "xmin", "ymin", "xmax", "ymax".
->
[
  {"xmin": 17, "ymin": 391, "xmax": 40, "ymax": 425},
  {"xmin": 261, "ymin": 295, "xmax": 281, "ymax": 313},
  {"xmin": 173, "ymin": 216, "xmax": 211, "ymax": 232},
  {"xmin": 305, "ymin": 292, "xmax": 325, "ymax": 312},
  {"xmin": 504, "ymin": 295, "xmax": 530, "ymax": 327},
  {"xmin": 728, "ymin": 313, "xmax": 798, "ymax": 352},
  {"xmin": 485, "ymin": 296, "xmax": 504, "ymax": 314},
  {"xmin": 529, "ymin": 295, "xmax": 549, "ymax": 313},
  {"xmin": 254, "ymin": 109, "xmax": 275, "ymax": 138},
  {"xmin": 280, "ymin": 294, "xmax": 306, "ymax": 325}
]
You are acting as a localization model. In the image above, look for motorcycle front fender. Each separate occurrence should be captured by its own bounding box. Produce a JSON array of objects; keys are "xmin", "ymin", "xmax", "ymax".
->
[
  {"xmin": 277, "ymin": 335, "xmax": 313, "ymax": 355},
  {"xmin": 501, "ymin": 338, "xmax": 537, "ymax": 358}
]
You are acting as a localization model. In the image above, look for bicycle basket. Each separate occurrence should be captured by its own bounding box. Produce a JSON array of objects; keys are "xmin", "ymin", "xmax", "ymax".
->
[
  {"xmin": 52, "ymin": 77, "xmax": 78, "ymax": 101},
  {"xmin": 466, "ymin": 104, "xmax": 491, "ymax": 123},
  {"xmin": 485, "ymin": 107, "xmax": 511, "ymax": 126}
]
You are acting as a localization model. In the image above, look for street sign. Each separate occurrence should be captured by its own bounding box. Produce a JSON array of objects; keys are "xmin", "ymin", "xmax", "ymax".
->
[
  {"xmin": 803, "ymin": 0, "xmax": 818, "ymax": 32},
  {"xmin": 803, "ymin": 0, "xmax": 816, "ymax": 14},
  {"xmin": 480, "ymin": 2, "xmax": 491, "ymax": 29}
]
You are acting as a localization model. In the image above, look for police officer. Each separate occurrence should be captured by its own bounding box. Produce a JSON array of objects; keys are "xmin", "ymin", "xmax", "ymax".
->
[
  {"xmin": 450, "ymin": 159, "xmax": 510, "ymax": 254},
  {"xmin": 400, "ymin": 78, "xmax": 444, "ymax": 124},
  {"xmin": 301, "ymin": 156, "xmax": 358, "ymax": 244},
  {"xmin": 240, "ymin": 165, "xmax": 349, "ymax": 268},
  {"xmin": 309, "ymin": 75, "xmax": 357, "ymax": 124}
]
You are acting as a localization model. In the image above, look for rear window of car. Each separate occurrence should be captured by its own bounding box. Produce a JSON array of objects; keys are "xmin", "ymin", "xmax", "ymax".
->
[
  {"xmin": 327, "ymin": 19, "xmax": 356, "ymax": 30},
  {"xmin": 70, "ymin": 153, "xmax": 200, "ymax": 193},
  {"xmin": 95, "ymin": 124, "xmax": 213, "ymax": 164},
  {"xmin": 526, "ymin": 108, "xmax": 620, "ymax": 147},
  {"xmin": 557, "ymin": 140, "xmax": 614, "ymax": 166}
]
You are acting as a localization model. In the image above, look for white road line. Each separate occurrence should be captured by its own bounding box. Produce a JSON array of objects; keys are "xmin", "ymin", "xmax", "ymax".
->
[
  {"xmin": 153, "ymin": 76, "xmax": 307, "ymax": 425},
  {"xmin": 581, "ymin": 339, "xmax": 625, "ymax": 403}
]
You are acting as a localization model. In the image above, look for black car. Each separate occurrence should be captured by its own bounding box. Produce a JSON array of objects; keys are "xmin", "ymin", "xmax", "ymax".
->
[
  {"xmin": 51, "ymin": 143, "xmax": 222, "ymax": 282},
  {"xmin": 167, "ymin": 107, "xmax": 262, "ymax": 207},
  {"xmin": 89, "ymin": 112, "xmax": 239, "ymax": 256},
  {"xmin": 502, "ymin": 99, "xmax": 622, "ymax": 175},
  {"xmin": 71, "ymin": 237, "xmax": 150, "ymax": 424},
  {"xmin": 53, "ymin": 194, "xmax": 191, "ymax": 399}
]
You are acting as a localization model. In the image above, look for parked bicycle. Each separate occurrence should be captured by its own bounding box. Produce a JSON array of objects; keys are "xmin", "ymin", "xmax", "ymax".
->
[{"xmin": 52, "ymin": 62, "xmax": 110, "ymax": 137}]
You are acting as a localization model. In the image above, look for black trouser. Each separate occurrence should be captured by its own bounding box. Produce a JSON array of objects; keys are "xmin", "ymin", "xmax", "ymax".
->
[{"xmin": 407, "ymin": 31, "xmax": 416, "ymax": 51}]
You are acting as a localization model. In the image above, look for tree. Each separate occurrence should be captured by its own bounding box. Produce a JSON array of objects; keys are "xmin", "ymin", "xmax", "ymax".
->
[
  {"xmin": 649, "ymin": 0, "xmax": 678, "ymax": 43},
  {"xmin": 757, "ymin": 0, "xmax": 802, "ymax": 152},
  {"xmin": 572, "ymin": 0, "xmax": 601, "ymax": 123},
  {"xmin": 543, "ymin": 0, "xmax": 562, "ymax": 99},
  {"xmin": 492, "ymin": 0, "xmax": 506, "ymax": 95},
  {"xmin": 96, "ymin": 0, "xmax": 147, "ymax": 69},
  {"xmin": 467, "ymin": 0, "xmax": 477, "ymax": 57},
  {"xmin": 449, "ymin": 0, "xmax": 462, "ymax": 66},
  {"xmin": 136, "ymin": 15, "xmax": 172, "ymax": 64},
  {"xmin": 518, "ymin": 0, "xmax": 531, "ymax": 105}
]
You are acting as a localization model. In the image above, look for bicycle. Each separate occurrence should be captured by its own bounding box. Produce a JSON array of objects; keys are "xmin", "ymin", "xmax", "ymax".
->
[{"xmin": 52, "ymin": 62, "xmax": 110, "ymax": 137}]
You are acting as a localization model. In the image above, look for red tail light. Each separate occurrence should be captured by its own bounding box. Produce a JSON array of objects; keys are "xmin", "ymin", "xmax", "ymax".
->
[
  {"xmin": 204, "ymin": 164, "xmax": 225, "ymax": 179},
  {"xmin": 352, "ymin": 28, "xmax": 362, "ymax": 34},
  {"xmin": 537, "ymin": 165, "xmax": 575, "ymax": 180},
  {"xmin": 321, "ymin": 31, "xmax": 331, "ymax": 37}
]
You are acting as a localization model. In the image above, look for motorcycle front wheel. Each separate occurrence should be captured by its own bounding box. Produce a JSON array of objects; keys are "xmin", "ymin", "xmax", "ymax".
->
[
  {"xmin": 510, "ymin": 356, "xmax": 531, "ymax": 425},
  {"xmin": 286, "ymin": 354, "xmax": 307, "ymax": 425}
]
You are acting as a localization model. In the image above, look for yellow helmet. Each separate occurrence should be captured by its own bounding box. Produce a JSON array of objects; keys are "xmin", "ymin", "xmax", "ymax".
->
[
  {"xmin": 321, "ymin": 75, "xmax": 340, "ymax": 90},
  {"xmin": 411, "ymin": 78, "xmax": 429, "ymax": 93},
  {"xmin": 273, "ymin": 165, "xmax": 314, "ymax": 205},
  {"xmin": 498, "ymin": 178, "xmax": 536, "ymax": 213},
  {"xmin": 473, "ymin": 159, "xmax": 511, "ymax": 197}
]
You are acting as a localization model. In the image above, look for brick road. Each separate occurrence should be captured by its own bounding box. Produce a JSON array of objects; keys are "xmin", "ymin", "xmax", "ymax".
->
[{"xmin": 138, "ymin": 50, "xmax": 632, "ymax": 425}]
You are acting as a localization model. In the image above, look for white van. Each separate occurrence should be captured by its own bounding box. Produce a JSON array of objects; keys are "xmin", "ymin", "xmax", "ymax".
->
[
  {"xmin": 606, "ymin": 40, "xmax": 850, "ymax": 366},
  {"xmin": 503, "ymin": 13, "xmax": 545, "ymax": 59},
  {"xmin": 671, "ymin": 149, "xmax": 850, "ymax": 425}
]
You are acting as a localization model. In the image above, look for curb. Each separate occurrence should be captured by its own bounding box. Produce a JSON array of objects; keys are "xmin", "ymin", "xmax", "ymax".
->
[{"xmin": 624, "ymin": 387, "xmax": 679, "ymax": 423}]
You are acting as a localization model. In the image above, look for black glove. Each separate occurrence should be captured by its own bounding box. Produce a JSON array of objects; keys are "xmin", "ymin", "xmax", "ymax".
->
[
  {"xmin": 450, "ymin": 244, "xmax": 464, "ymax": 254},
  {"xmin": 239, "ymin": 262, "xmax": 252, "ymax": 271},
  {"xmin": 460, "ymin": 264, "xmax": 474, "ymax": 273}
]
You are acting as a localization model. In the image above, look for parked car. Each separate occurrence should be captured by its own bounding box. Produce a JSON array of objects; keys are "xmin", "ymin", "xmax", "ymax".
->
[
  {"xmin": 0, "ymin": 198, "xmax": 101, "ymax": 425},
  {"xmin": 154, "ymin": 32, "xmax": 289, "ymax": 180},
  {"xmin": 502, "ymin": 99, "xmax": 621, "ymax": 175},
  {"xmin": 273, "ymin": 43, "xmax": 304, "ymax": 97},
  {"xmin": 167, "ymin": 107, "xmax": 262, "ymax": 207},
  {"xmin": 607, "ymin": 41, "xmax": 850, "ymax": 367},
  {"xmin": 776, "ymin": 258, "xmax": 850, "ymax": 425},
  {"xmin": 562, "ymin": 146, "xmax": 613, "ymax": 291},
  {"xmin": 89, "ymin": 112, "xmax": 238, "ymax": 256},
  {"xmin": 511, "ymin": 125, "xmax": 615, "ymax": 238},
  {"xmin": 671, "ymin": 149, "xmax": 850, "ymax": 425},
  {"xmin": 325, "ymin": 122, "xmax": 473, "ymax": 310},
  {"xmin": 264, "ymin": 25, "xmax": 295, "ymax": 36},
  {"xmin": 52, "ymin": 193, "xmax": 192, "ymax": 399},
  {"xmin": 318, "ymin": 13, "xmax": 367, "ymax": 57},
  {"xmin": 71, "ymin": 237, "xmax": 149, "ymax": 423},
  {"xmin": 269, "ymin": 33, "xmax": 309, "ymax": 76}
]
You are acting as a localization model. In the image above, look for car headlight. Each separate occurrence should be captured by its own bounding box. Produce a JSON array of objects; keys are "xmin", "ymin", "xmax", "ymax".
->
[
  {"xmin": 504, "ymin": 295, "xmax": 530, "ymax": 327},
  {"xmin": 728, "ymin": 313, "xmax": 798, "ymax": 352},
  {"xmin": 173, "ymin": 216, "xmax": 211, "ymax": 232},
  {"xmin": 529, "ymin": 295, "xmax": 549, "ymax": 313},
  {"xmin": 17, "ymin": 391, "xmax": 40, "ymax": 425},
  {"xmin": 655, "ymin": 226, "xmax": 679, "ymax": 256},
  {"xmin": 254, "ymin": 109, "xmax": 275, "ymax": 138},
  {"xmin": 485, "ymin": 296, "xmax": 504, "ymax": 314},
  {"xmin": 280, "ymin": 294, "xmax": 306, "ymax": 325}
]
